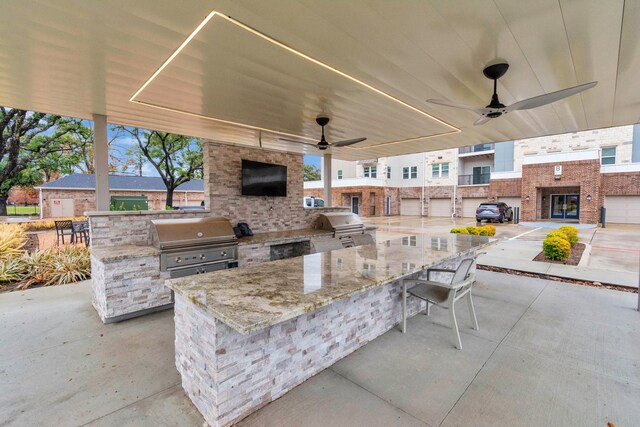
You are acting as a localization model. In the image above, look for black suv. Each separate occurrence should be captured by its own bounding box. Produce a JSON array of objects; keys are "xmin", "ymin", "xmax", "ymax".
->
[{"xmin": 476, "ymin": 202, "xmax": 513, "ymax": 223}]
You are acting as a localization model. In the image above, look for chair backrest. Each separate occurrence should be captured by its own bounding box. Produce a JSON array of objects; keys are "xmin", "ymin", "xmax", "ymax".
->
[
  {"xmin": 72, "ymin": 221, "xmax": 89, "ymax": 232},
  {"xmin": 452, "ymin": 257, "xmax": 475, "ymax": 285},
  {"xmin": 54, "ymin": 220, "xmax": 73, "ymax": 230}
]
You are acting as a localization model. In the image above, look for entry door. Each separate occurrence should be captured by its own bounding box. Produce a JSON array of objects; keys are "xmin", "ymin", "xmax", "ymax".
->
[
  {"xmin": 551, "ymin": 194, "xmax": 579, "ymax": 219},
  {"xmin": 385, "ymin": 196, "xmax": 391, "ymax": 216},
  {"xmin": 351, "ymin": 196, "xmax": 359, "ymax": 214}
]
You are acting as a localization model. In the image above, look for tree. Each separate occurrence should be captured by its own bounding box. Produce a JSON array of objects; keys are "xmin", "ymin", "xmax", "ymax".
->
[
  {"xmin": 304, "ymin": 164, "xmax": 321, "ymax": 181},
  {"xmin": 117, "ymin": 127, "xmax": 203, "ymax": 208},
  {"xmin": 0, "ymin": 108, "xmax": 82, "ymax": 215},
  {"xmin": 72, "ymin": 124, "xmax": 128, "ymax": 175}
]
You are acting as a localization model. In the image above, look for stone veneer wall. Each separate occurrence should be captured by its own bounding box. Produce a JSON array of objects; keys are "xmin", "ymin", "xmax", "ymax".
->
[
  {"xmin": 174, "ymin": 253, "xmax": 474, "ymax": 427},
  {"xmin": 88, "ymin": 211, "xmax": 212, "ymax": 248},
  {"xmin": 174, "ymin": 284, "xmax": 423, "ymax": 427},
  {"xmin": 204, "ymin": 142, "xmax": 347, "ymax": 231},
  {"xmin": 91, "ymin": 252, "xmax": 171, "ymax": 323}
]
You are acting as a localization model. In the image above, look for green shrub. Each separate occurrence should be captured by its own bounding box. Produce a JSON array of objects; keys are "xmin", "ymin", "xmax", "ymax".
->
[
  {"xmin": 543, "ymin": 235, "xmax": 571, "ymax": 261},
  {"xmin": 465, "ymin": 226, "xmax": 480, "ymax": 235},
  {"xmin": 546, "ymin": 230, "xmax": 569, "ymax": 242},
  {"xmin": 557, "ymin": 226, "xmax": 578, "ymax": 246},
  {"xmin": 481, "ymin": 225, "xmax": 496, "ymax": 236},
  {"xmin": 450, "ymin": 227, "xmax": 469, "ymax": 234},
  {"xmin": 0, "ymin": 223, "xmax": 27, "ymax": 259}
]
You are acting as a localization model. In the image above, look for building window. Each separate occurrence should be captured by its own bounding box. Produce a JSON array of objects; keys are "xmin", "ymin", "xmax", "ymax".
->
[
  {"xmin": 337, "ymin": 170, "xmax": 343, "ymax": 180},
  {"xmin": 432, "ymin": 163, "xmax": 450, "ymax": 178},
  {"xmin": 403, "ymin": 167, "xmax": 409, "ymax": 179},
  {"xmin": 410, "ymin": 166, "xmax": 418, "ymax": 179},
  {"xmin": 601, "ymin": 147, "xmax": 616, "ymax": 165},
  {"xmin": 386, "ymin": 166, "xmax": 391, "ymax": 179},
  {"xmin": 364, "ymin": 166, "xmax": 377, "ymax": 178}
]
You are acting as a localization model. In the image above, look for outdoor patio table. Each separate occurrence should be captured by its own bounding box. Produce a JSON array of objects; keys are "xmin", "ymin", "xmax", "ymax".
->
[{"xmin": 166, "ymin": 233, "xmax": 494, "ymax": 427}]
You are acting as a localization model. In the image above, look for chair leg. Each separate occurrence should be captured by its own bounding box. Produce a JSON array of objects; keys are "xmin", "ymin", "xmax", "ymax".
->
[
  {"xmin": 449, "ymin": 303, "xmax": 462, "ymax": 350},
  {"xmin": 467, "ymin": 292, "xmax": 479, "ymax": 330}
]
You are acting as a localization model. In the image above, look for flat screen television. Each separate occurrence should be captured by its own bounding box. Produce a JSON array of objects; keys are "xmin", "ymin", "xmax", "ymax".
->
[{"xmin": 241, "ymin": 159, "xmax": 287, "ymax": 197}]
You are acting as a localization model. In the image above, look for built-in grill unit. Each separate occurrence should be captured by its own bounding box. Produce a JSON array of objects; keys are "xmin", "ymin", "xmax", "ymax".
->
[
  {"xmin": 313, "ymin": 212, "xmax": 373, "ymax": 250},
  {"xmin": 151, "ymin": 217, "xmax": 238, "ymax": 278}
]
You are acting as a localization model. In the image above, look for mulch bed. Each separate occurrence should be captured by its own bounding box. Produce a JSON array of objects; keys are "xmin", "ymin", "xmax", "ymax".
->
[
  {"xmin": 478, "ymin": 264, "xmax": 637, "ymax": 294},
  {"xmin": 533, "ymin": 242, "xmax": 585, "ymax": 266}
]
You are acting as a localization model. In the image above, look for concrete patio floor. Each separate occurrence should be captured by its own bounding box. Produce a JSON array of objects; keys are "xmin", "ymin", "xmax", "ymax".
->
[{"xmin": 2, "ymin": 271, "xmax": 638, "ymax": 427}]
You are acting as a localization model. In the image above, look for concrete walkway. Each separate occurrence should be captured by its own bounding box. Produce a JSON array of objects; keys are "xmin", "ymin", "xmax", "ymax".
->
[
  {"xmin": 364, "ymin": 217, "xmax": 640, "ymax": 289},
  {"xmin": 2, "ymin": 274, "xmax": 639, "ymax": 427}
]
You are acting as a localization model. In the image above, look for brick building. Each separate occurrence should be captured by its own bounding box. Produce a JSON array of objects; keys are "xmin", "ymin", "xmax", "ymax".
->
[
  {"xmin": 36, "ymin": 174, "xmax": 204, "ymax": 218},
  {"xmin": 305, "ymin": 124, "xmax": 640, "ymax": 224}
]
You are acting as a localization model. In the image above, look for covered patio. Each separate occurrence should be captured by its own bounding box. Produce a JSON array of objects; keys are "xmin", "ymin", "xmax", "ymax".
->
[
  {"xmin": 1, "ymin": 269, "xmax": 638, "ymax": 426},
  {"xmin": 2, "ymin": 1, "xmax": 640, "ymax": 426}
]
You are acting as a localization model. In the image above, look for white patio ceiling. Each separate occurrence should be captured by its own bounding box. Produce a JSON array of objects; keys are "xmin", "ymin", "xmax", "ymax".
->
[{"xmin": 0, "ymin": 0, "xmax": 638, "ymax": 161}]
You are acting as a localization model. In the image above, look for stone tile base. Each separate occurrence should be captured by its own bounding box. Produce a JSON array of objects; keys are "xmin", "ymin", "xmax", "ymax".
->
[
  {"xmin": 91, "ymin": 255, "xmax": 172, "ymax": 323},
  {"xmin": 174, "ymin": 282, "xmax": 425, "ymax": 426}
]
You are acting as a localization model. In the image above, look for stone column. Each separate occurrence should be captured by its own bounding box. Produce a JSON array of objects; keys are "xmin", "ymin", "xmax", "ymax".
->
[
  {"xmin": 323, "ymin": 153, "xmax": 332, "ymax": 207},
  {"xmin": 92, "ymin": 114, "xmax": 110, "ymax": 211}
]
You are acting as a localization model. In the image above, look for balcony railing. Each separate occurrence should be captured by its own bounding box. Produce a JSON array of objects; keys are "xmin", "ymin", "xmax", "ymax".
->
[
  {"xmin": 458, "ymin": 173, "xmax": 490, "ymax": 185},
  {"xmin": 458, "ymin": 143, "xmax": 495, "ymax": 155}
]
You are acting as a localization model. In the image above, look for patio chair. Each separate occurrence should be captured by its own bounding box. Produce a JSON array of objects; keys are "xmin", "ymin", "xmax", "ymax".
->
[
  {"xmin": 72, "ymin": 220, "xmax": 90, "ymax": 247},
  {"xmin": 54, "ymin": 220, "xmax": 74, "ymax": 245},
  {"xmin": 401, "ymin": 252, "xmax": 485, "ymax": 350}
]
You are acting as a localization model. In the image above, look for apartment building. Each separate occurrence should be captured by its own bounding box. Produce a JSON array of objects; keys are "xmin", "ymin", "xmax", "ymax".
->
[{"xmin": 304, "ymin": 124, "xmax": 640, "ymax": 224}]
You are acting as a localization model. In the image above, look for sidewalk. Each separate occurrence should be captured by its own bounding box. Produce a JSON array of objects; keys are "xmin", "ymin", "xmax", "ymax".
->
[{"xmin": 480, "ymin": 239, "xmax": 639, "ymax": 289}]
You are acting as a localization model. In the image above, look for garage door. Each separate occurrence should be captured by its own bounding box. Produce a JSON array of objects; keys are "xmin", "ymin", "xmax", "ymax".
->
[
  {"xmin": 604, "ymin": 196, "xmax": 640, "ymax": 224},
  {"xmin": 429, "ymin": 198, "xmax": 451, "ymax": 217},
  {"xmin": 462, "ymin": 198, "xmax": 486, "ymax": 218},
  {"xmin": 499, "ymin": 197, "xmax": 521, "ymax": 209},
  {"xmin": 400, "ymin": 198, "xmax": 421, "ymax": 216}
]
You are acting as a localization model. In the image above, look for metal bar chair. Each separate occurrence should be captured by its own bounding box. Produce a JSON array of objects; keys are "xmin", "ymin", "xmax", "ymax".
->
[
  {"xmin": 54, "ymin": 220, "xmax": 74, "ymax": 245},
  {"xmin": 401, "ymin": 252, "xmax": 485, "ymax": 349},
  {"xmin": 71, "ymin": 220, "xmax": 90, "ymax": 247}
]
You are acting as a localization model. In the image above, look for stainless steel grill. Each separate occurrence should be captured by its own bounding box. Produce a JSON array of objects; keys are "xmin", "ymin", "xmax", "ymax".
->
[
  {"xmin": 312, "ymin": 212, "xmax": 373, "ymax": 252},
  {"xmin": 314, "ymin": 212, "xmax": 366, "ymax": 237},
  {"xmin": 151, "ymin": 217, "xmax": 238, "ymax": 278}
]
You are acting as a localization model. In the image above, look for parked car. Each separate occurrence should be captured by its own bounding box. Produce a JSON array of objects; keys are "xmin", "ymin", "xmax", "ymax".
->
[
  {"xmin": 476, "ymin": 202, "xmax": 513, "ymax": 223},
  {"xmin": 303, "ymin": 196, "xmax": 325, "ymax": 208}
]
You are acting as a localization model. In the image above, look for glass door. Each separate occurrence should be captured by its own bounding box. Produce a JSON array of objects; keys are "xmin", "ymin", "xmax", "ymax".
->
[
  {"xmin": 351, "ymin": 196, "xmax": 359, "ymax": 214},
  {"xmin": 550, "ymin": 194, "xmax": 580, "ymax": 219}
]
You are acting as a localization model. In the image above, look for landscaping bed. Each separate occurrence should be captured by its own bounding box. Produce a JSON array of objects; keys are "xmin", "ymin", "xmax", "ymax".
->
[{"xmin": 533, "ymin": 242, "xmax": 586, "ymax": 266}]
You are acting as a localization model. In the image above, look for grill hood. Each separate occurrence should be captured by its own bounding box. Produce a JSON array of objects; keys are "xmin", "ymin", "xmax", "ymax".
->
[
  {"xmin": 151, "ymin": 217, "xmax": 236, "ymax": 250},
  {"xmin": 315, "ymin": 212, "xmax": 365, "ymax": 237}
]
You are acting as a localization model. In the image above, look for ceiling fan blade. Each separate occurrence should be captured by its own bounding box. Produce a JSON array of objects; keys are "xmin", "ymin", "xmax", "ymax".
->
[
  {"xmin": 278, "ymin": 137, "xmax": 318, "ymax": 147},
  {"xmin": 473, "ymin": 116, "xmax": 492, "ymax": 126},
  {"xmin": 506, "ymin": 81, "xmax": 598, "ymax": 112},
  {"xmin": 331, "ymin": 137, "xmax": 367, "ymax": 147},
  {"xmin": 427, "ymin": 99, "xmax": 491, "ymax": 115}
]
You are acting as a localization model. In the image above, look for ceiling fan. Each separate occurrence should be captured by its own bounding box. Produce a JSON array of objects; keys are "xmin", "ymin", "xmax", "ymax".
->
[
  {"xmin": 427, "ymin": 62, "xmax": 597, "ymax": 126},
  {"xmin": 279, "ymin": 115, "xmax": 366, "ymax": 150}
]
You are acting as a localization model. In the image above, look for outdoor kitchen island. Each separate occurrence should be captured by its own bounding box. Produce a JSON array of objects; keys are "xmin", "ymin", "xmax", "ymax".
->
[{"xmin": 166, "ymin": 233, "xmax": 493, "ymax": 427}]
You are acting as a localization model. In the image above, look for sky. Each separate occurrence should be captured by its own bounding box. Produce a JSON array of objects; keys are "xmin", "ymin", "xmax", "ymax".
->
[{"xmin": 304, "ymin": 154, "xmax": 321, "ymax": 169}]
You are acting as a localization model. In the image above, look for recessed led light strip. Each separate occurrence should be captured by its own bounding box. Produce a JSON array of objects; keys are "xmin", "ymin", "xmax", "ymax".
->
[{"xmin": 129, "ymin": 10, "xmax": 461, "ymax": 148}]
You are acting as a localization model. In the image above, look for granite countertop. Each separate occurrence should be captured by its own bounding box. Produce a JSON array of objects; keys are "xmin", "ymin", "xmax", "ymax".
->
[
  {"xmin": 91, "ymin": 245, "xmax": 159, "ymax": 262},
  {"xmin": 166, "ymin": 234, "xmax": 494, "ymax": 335},
  {"xmin": 237, "ymin": 228, "xmax": 334, "ymax": 246}
]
